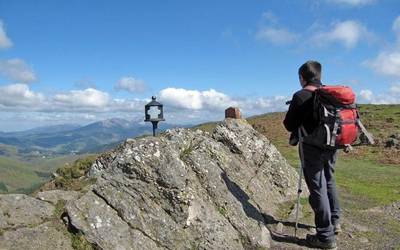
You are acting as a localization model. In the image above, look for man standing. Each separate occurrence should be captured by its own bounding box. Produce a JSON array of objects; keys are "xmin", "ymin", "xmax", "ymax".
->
[{"xmin": 283, "ymin": 60, "xmax": 340, "ymax": 249}]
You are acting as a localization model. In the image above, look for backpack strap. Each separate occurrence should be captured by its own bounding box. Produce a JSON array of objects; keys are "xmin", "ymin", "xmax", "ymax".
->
[{"xmin": 330, "ymin": 109, "xmax": 341, "ymax": 147}]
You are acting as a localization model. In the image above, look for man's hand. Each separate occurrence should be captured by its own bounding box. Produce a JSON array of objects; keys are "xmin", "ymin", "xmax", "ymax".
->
[{"xmin": 289, "ymin": 131, "xmax": 299, "ymax": 146}]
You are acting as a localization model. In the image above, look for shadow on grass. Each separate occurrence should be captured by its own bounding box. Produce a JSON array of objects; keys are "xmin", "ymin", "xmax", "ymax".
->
[{"xmin": 221, "ymin": 171, "xmax": 312, "ymax": 247}]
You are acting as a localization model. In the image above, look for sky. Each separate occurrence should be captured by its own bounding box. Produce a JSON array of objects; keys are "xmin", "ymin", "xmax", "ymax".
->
[{"xmin": 0, "ymin": 0, "xmax": 399, "ymax": 131}]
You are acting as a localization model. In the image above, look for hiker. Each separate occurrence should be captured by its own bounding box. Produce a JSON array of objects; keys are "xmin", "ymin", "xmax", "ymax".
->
[{"xmin": 283, "ymin": 60, "xmax": 340, "ymax": 249}]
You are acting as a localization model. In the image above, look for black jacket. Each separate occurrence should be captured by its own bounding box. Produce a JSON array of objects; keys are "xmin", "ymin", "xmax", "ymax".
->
[{"xmin": 283, "ymin": 88, "xmax": 318, "ymax": 135}]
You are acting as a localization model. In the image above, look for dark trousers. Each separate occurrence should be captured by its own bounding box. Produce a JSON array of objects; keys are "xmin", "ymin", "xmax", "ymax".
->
[{"xmin": 300, "ymin": 143, "xmax": 340, "ymax": 243}]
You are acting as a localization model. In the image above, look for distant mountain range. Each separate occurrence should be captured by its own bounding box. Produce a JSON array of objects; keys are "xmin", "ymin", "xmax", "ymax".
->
[{"xmin": 0, "ymin": 118, "xmax": 184, "ymax": 158}]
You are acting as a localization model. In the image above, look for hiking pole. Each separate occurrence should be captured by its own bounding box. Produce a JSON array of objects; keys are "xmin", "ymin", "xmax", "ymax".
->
[{"xmin": 294, "ymin": 126, "xmax": 305, "ymax": 238}]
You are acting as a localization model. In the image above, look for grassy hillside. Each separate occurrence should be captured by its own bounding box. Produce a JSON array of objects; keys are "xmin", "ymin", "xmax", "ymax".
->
[
  {"xmin": 0, "ymin": 154, "xmax": 93, "ymax": 194},
  {"xmin": 0, "ymin": 156, "xmax": 42, "ymax": 193}
]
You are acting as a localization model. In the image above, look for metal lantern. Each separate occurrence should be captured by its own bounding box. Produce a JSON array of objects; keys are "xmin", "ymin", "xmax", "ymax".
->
[{"xmin": 144, "ymin": 96, "xmax": 165, "ymax": 136}]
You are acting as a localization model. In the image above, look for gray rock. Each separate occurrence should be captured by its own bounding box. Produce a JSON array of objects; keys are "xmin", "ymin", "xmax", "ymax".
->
[
  {"xmin": 0, "ymin": 221, "xmax": 73, "ymax": 250},
  {"xmin": 276, "ymin": 222, "xmax": 284, "ymax": 234},
  {"xmin": 36, "ymin": 190, "xmax": 81, "ymax": 205},
  {"xmin": 0, "ymin": 194, "xmax": 54, "ymax": 230},
  {"xmin": 347, "ymin": 222, "xmax": 369, "ymax": 232},
  {"xmin": 66, "ymin": 190, "xmax": 161, "ymax": 250},
  {"xmin": 64, "ymin": 118, "xmax": 299, "ymax": 249}
]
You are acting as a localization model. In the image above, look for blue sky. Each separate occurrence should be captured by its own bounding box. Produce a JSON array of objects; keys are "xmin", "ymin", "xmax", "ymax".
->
[{"xmin": 0, "ymin": 0, "xmax": 399, "ymax": 131}]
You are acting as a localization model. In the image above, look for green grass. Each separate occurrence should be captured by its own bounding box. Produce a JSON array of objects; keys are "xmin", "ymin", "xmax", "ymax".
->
[
  {"xmin": 0, "ymin": 144, "xmax": 19, "ymax": 157},
  {"xmin": 190, "ymin": 121, "xmax": 219, "ymax": 134},
  {"xmin": 0, "ymin": 153, "xmax": 95, "ymax": 194},
  {"xmin": 0, "ymin": 156, "xmax": 43, "ymax": 193},
  {"xmin": 53, "ymin": 200, "xmax": 67, "ymax": 218},
  {"xmin": 29, "ymin": 154, "xmax": 92, "ymax": 173},
  {"xmin": 358, "ymin": 104, "xmax": 400, "ymax": 137},
  {"xmin": 179, "ymin": 140, "xmax": 197, "ymax": 161},
  {"xmin": 71, "ymin": 232, "xmax": 94, "ymax": 250},
  {"xmin": 50, "ymin": 156, "xmax": 98, "ymax": 191},
  {"xmin": 335, "ymin": 157, "xmax": 400, "ymax": 208}
]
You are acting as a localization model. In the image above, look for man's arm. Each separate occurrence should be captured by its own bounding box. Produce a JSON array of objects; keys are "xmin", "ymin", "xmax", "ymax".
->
[{"xmin": 283, "ymin": 94, "xmax": 303, "ymax": 132}]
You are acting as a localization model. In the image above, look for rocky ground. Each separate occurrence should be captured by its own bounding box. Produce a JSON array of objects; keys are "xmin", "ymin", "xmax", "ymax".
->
[
  {"xmin": 263, "ymin": 193, "xmax": 400, "ymax": 249},
  {"xmin": 0, "ymin": 191, "xmax": 78, "ymax": 250}
]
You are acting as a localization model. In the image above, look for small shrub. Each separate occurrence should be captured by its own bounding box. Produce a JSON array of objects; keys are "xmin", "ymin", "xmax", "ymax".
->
[
  {"xmin": 53, "ymin": 200, "xmax": 67, "ymax": 219},
  {"xmin": 53, "ymin": 156, "xmax": 98, "ymax": 191}
]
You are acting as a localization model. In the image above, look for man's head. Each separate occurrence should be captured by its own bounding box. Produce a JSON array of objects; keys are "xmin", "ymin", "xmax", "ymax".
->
[{"xmin": 298, "ymin": 60, "xmax": 322, "ymax": 87}]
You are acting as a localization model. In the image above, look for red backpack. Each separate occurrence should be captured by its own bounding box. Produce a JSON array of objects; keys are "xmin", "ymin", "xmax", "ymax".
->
[{"xmin": 302, "ymin": 85, "xmax": 374, "ymax": 150}]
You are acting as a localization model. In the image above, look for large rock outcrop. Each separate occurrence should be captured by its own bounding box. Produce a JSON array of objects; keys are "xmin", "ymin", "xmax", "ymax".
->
[
  {"xmin": 0, "ymin": 118, "xmax": 301, "ymax": 250},
  {"xmin": 66, "ymin": 118, "xmax": 299, "ymax": 249}
]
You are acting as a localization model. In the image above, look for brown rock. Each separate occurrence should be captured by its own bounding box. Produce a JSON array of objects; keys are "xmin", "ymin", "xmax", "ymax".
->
[{"xmin": 225, "ymin": 107, "xmax": 241, "ymax": 119}]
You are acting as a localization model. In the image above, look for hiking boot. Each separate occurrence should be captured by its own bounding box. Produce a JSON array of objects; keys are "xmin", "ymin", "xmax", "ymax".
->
[
  {"xmin": 334, "ymin": 223, "xmax": 342, "ymax": 234},
  {"xmin": 306, "ymin": 234, "xmax": 337, "ymax": 249}
]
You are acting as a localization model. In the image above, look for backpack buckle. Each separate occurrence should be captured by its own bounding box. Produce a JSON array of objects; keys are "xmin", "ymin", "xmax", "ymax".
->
[{"xmin": 343, "ymin": 144, "xmax": 353, "ymax": 153}]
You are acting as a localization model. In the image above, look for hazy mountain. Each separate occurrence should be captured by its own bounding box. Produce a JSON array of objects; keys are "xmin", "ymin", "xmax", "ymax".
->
[
  {"xmin": 0, "ymin": 118, "xmax": 182, "ymax": 157},
  {"xmin": 0, "ymin": 124, "xmax": 81, "ymax": 138}
]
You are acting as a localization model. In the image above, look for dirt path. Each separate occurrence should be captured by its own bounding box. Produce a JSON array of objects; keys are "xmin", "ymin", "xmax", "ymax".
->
[{"xmin": 265, "ymin": 200, "xmax": 400, "ymax": 249}]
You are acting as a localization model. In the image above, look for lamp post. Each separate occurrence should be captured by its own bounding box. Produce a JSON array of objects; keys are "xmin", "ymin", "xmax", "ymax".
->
[{"xmin": 144, "ymin": 96, "xmax": 165, "ymax": 136}]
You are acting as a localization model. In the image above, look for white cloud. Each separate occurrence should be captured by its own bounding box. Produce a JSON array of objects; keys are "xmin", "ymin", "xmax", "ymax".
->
[
  {"xmin": 239, "ymin": 95, "xmax": 287, "ymax": 112},
  {"xmin": 364, "ymin": 16, "xmax": 400, "ymax": 78},
  {"xmin": 256, "ymin": 27, "xmax": 298, "ymax": 45},
  {"xmin": 358, "ymin": 86, "xmax": 400, "ymax": 104},
  {"xmin": 0, "ymin": 59, "xmax": 37, "ymax": 83},
  {"xmin": 0, "ymin": 84, "xmax": 44, "ymax": 108},
  {"xmin": 364, "ymin": 51, "xmax": 400, "ymax": 77},
  {"xmin": 108, "ymin": 98, "xmax": 146, "ymax": 112},
  {"xmin": 0, "ymin": 85, "xmax": 288, "ymax": 117},
  {"xmin": 0, "ymin": 84, "xmax": 147, "ymax": 113},
  {"xmin": 0, "ymin": 84, "xmax": 290, "ymax": 130},
  {"xmin": 312, "ymin": 20, "xmax": 372, "ymax": 48},
  {"xmin": 327, "ymin": 0, "xmax": 375, "ymax": 6},
  {"xmin": 159, "ymin": 87, "xmax": 237, "ymax": 110},
  {"xmin": 359, "ymin": 89, "xmax": 373, "ymax": 101},
  {"xmin": 255, "ymin": 11, "xmax": 298, "ymax": 45},
  {"xmin": 0, "ymin": 20, "xmax": 12, "ymax": 49},
  {"xmin": 156, "ymin": 89, "xmax": 288, "ymax": 126},
  {"xmin": 53, "ymin": 88, "xmax": 110, "ymax": 108},
  {"xmin": 114, "ymin": 76, "xmax": 147, "ymax": 93},
  {"xmin": 158, "ymin": 87, "xmax": 288, "ymax": 119}
]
